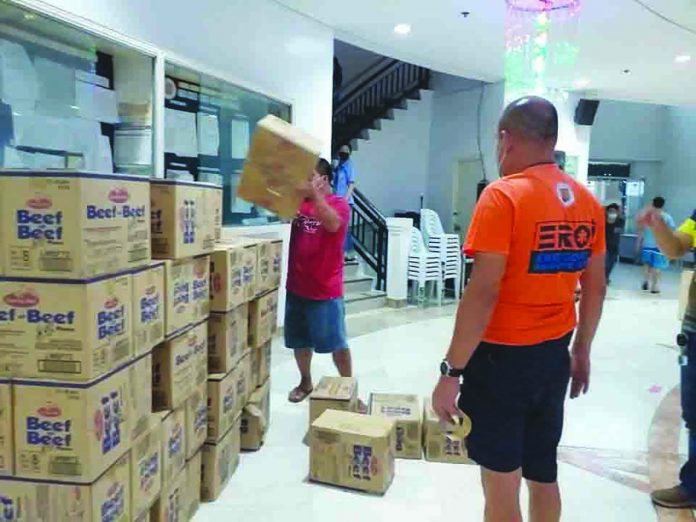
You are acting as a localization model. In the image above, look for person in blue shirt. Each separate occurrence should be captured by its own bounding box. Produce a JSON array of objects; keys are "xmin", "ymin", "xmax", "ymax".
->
[
  {"xmin": 638, "ymin": 196, "xmax": 675, "ymax": 293},
  {"xmin": 334, "ymin": 144, "xmax": 357, "ymax": 260}
]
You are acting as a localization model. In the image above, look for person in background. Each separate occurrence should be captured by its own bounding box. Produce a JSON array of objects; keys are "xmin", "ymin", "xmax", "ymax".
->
[
  {"xmin": 605, "ymin": 203, "xmax": 625, "ymax": 284},
  {"xmin": 641, "ymin": 209, "xmax": 696, "ymax": 509},
  {"xmin": 432, "ymin": 96, "xmax": 606, "ymax": 522},
  {"xmin": 638, "ymin": 196, "xmax": 675, "ymax": 293},
  {"xmin": 285, "ymin": 158, "xmax": 354, "ymax": 403},
  {"xmin": 334, "ymin": 144, "xmax": 357, "ymax": 261}
]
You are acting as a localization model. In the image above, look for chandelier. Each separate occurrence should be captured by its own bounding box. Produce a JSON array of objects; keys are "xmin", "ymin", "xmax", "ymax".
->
[{"xmin": 506, "ymin": 0, "xmax": 581, "ymax": 12}]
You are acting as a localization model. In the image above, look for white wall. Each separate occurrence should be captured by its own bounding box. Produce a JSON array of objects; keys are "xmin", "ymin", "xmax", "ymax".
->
[
  {"xmin": 350, "ymin": 92, "xmax": 433, "ymax": 217},
  {"xmin": 36, "ymin": 0, "xmax": 334, "ymax": 156},
  {"xmin": 661, "ymin": 106, "xmax": 696, "ymax": 224}
]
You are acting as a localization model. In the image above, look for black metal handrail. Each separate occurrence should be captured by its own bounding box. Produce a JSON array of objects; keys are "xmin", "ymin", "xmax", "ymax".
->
[{"xmin": 350, "ymin": 189, "xmax": 387, "ymax": 291}]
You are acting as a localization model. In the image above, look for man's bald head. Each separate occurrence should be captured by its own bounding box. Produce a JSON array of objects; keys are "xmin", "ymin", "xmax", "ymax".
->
[{"xmin": 499, "ymin": 96, "xmax": 559, "ymax": 146}]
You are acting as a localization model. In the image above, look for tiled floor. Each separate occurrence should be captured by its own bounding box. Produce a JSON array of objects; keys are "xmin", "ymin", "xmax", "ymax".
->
[{"xmin": 196, "ymin": 263, "xmax": 690, "ymax": 521}]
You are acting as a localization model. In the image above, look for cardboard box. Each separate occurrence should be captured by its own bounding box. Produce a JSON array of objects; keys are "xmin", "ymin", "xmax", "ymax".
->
[
  {"xmin": 212, "ymin": 186, "xmax": 223, "ymax": 242},
  {"xmin": 160, "ymin": 408, "xmax": 186, "ymax": 488},
  {"xmin": 150, "ymin": 179, "xmax": 221, "ymax": 260},
  {"xmin": 270, "ymin": 239, "xmax": 283, "ymax": 289},
  {"xmin": 237, "ymin": 115, "xmax": 321, "ymax": 219},
  {"xmin": 150, "ymin": 463, "xmax": 186, "ymax": 522},
  {"xmin": 0, "ymin": 452, "xmax": 131, "ymax": 521},
  {"xmin": 130, "ymin": 417, "xmax": 162, "ymax": 520},
  {"xmin": 234, "ymin": 353, "xmax": 252, "ymax": 418},
  {"xmin": 152, "ymin": 320, "xmax": 207, "ymax": 410},
  {"xmin": 208, "ymin": 305, "xmax": 249, "ymax": 374},
  {"xmin": 129, "ymin": 351, "xmax": 153, "ymax": 441},
  {"xmin": 184, "ymin": 450, "xmax": 202, "ymax": 520},
  {"xmin": 309, "ymin": 410, "xmax": 396, "ymax": 494},
  {"xmin": 201, "ymin": 415, "xmax": 241, "ymax": 502},
  {"xmin": 309, "ymin": 377, "xmax": 358, "ymax": 426},
  {"xmin": 209, "ymin": 243, "xmax": 256, "ymax": 312},
  {"xmin": 253, "ymin": 238, "xmax": 273, "ymax": 296},
  {"xmin": 369, "ymin": 393, "xmax": 422, "ymax": 460},
  {"xmin": 163, "ymin": 258, "xmax": 193, "ymax": 338},
  {"xmin": 191, "ymin": 255, "xmax": 210, "ymax": 324},
  {"xmin": 13, "ymin": 363, "xmax": 131, "ymax": 482},
  {"xmin": 185, "ymin": 382, "xmax": 207, "ymax": 460},
  {"xmin": 241, "ymin": 379, "xmax": 270, "ymax": 451},
  {"xmin": 192, "ymin": 320, "xmax": 209, "ymax": 389},
  {"xmin": 0, "ymin": 271, "xmax": 132, "ymax": 380},
  {"xmin": 206, "ymin": 369, "xmax": 236, "ymax": 444},
  {"xmin": 131, "ymin": 262, "xmax": 165, "ymax": 356},
  {"xmin": 251, "ymin": 341, "xmax": 271, "ymax": 389},
  {"xmin": 248, "ymin": 289, "xmax": 278, "ymax": 348},
  {"xmin": 0, "ymin": 379, "xmax": 12, "ymax": 476},
  {"xmin": 0, "ymin": 171, "xmax": 150, "ymax": 278},
  {"xmin": 422, "ymin": 399, "xmax": 473, "ymax": 464},
  {"xmin": 136, "ymin": 512, "xmax": 151, "ymax": 522}
]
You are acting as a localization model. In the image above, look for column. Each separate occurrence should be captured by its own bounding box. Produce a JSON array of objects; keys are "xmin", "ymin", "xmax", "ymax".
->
[{"xmin": 386, "ymin": 217, "xmax": 413, "ymax": 308}]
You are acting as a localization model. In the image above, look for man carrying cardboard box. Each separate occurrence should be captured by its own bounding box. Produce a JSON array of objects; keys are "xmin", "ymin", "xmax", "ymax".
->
[{"xmin": 285, "ymin": 159, "xmax": 355, "ymax": 404}]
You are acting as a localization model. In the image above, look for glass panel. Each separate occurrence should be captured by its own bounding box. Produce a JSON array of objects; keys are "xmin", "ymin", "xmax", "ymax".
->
[
  {"xmin": 0, "ymin": 1, "xmax": 155, "ymax": 175},
  {"xmin": 164, "ymin": 62, "xmax": 291, "ymax": 226}
]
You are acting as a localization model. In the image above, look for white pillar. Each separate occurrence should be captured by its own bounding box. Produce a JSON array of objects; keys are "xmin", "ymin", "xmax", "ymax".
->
[{"xmin": 386, "ymin": 217, "xmax": 413, "ymax": 308}]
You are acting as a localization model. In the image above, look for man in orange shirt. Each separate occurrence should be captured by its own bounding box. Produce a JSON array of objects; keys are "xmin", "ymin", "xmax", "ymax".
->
[{"xmin": 432, "ymin": 97, "xmax": 606, "ymax": 522}]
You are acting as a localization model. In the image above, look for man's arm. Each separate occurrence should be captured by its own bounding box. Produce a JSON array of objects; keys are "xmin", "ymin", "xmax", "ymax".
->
[
  {"xmin": 446, "ymin": 253, "xmax": 506, "ymax": 368},
  {"xmin": 313, "ymin": 193, "xmax": 342, "ymax": 233},
  {"xmin": 344, "ymin": 183, "xmax": 355, "ymax": 201},
  {"xmin": 649, "ymin": 214, "xmax": 692, "ymax": 259}
]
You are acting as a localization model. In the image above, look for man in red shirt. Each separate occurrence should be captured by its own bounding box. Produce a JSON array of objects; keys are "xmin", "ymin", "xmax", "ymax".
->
[{"xmin": 285, "ymin": 158, "xmax": 353, "ymax": 403}]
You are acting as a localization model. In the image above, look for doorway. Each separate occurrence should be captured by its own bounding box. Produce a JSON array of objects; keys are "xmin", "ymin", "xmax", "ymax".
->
[{"xmin": 451, "ymin": 158, "xmax": 484, "ymax": 242}]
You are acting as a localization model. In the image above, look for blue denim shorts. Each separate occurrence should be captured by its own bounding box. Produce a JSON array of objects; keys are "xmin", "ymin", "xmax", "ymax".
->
[
  {"xmin": 642, "ymin": 247, "xmax": 670, "ymax": 270},
  {"xmin": 284, "ymin": 292, "xmax": 348, "ymax": 353}
]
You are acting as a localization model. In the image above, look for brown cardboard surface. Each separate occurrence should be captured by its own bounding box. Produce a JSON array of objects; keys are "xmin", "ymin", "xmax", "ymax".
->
[
  {"xmin": 251, "ymin": 340, "xmax": 272, "ymax": 390},
  {"xmin": 369, "ymin": 393, "xmax": 422, "ymax": 460},
  {"xmin": 130, "ymin": 416, "xmax": 162, "ymax": 520},
  {"xmin": 160, "ymin": 408, "xmax": 186, "ymax": 488},
  {"xmin": 309, "ymin": 409, "xmax": 396, "ymax": 494},
  {"xmin": 0, "ymin": 380, "xmax": 12, "ymax": 476},
  {"xmin": 208, "ymin": 304, "xmax": 249, "ymax": 374},
  {"xmin": 13, "ymin": 363, "xmax": 131, "ymax": 482},
  {"xmin": 248, "ymin": 289, "xmax": 278, "ymax": 349},
  {"xmin": 206, "ymin": 353, "xmax": 250, "ymax": 444},
  {"xmin": 150, "ymin": 462, "xmax": 186, "ymax": 522},
  {"xmin": 163, "ymin": 255, "xmax": 210, "ymax": 338},
  {"xmin": 241, "ymin": 378, "xmax": 270, "ymax": 451},
  {"xmin": 237, "ymin": 115, "xmax": 321, "ymax": 219},
  {"xmin": 0, "ymin": 171, "xmax": 150, "ymax": 278},
  {"xmin": 0, "ymin": 271, "xmax": 132, "ymax": 380},
  {"xmin": 191, "ymin": 255, "xmax": 210, "ymax": 325},
  {"xmin": 184, "ymin": 450, "xmax": 202, "ymax": 520},
  {"xmin": 185, "ymin": 382, "xmax": 207, "ymax": 460},
  {"xmin": 129, "ymin": 352, "xmax": 153, "ymax": 442},
  {"xmin": 152, "ymin": 320, "xmax": 207, "ymax": 410},
  {"xmin": 209, "ymin": 243, "xmax": 256, "ymax": 312},
  {"xmin": 422, "ymin": 399, "xmax": 474, "ymax": 464},
  {"xmin": 252, "ymin": 238, "xmax": 273, "ymax": 296},
  {"xmin": 0, "ymin": 452, "xmax": 131, "ymax": 521},
  {"xmin": 150, "ymin": 179, "xmax": 220, "ymax": 260},
  {"xmin": 309, "ymin": 377, "xmax": 358, "ymax": 426},
  {"xmin": 269, "ymin": 240, "xmax": 283, "ymax": 289},
  {"xmin": 131, "ymin": 262, "xmax": 165, "ymax": 356},
  {"xmin": 201, "ymin": 415, "xmax": 241, "ymax": 502}
]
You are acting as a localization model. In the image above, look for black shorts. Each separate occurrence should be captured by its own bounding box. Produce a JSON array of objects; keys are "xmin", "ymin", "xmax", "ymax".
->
[{"xmin": 458, "ymin": 332, "xmax": 572, "ymax": 483}]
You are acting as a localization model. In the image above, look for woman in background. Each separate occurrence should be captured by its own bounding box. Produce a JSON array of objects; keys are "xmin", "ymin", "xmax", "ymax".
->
[{"xmin": 605, "ymin": 203, "xmax": 625, "ymax": 284}]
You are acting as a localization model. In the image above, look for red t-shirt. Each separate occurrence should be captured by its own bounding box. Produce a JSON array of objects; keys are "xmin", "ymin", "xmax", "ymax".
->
[{"xmin": 287, "ymin": 195, "xmax": 350, "ymax": 300}]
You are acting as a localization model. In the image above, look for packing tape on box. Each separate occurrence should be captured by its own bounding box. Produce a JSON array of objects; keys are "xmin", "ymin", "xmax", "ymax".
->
[
  {"xmin": 442, "ymin": 414, "xmax": 472, "ymax": 442},
  {"xmin": 245, "ymin": 404, "xmax": 266, "ymax": 431}
]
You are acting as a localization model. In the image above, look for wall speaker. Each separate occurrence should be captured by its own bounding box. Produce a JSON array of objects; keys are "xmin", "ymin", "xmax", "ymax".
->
[{"xmin": 575, "ymin": 99, "xmax": 600, "ymax": 126}]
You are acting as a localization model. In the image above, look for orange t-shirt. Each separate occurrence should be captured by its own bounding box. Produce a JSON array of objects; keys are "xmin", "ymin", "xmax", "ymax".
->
[{"xmin": 464, "ymin": 164, "xmax": 605, "ymax": 346}]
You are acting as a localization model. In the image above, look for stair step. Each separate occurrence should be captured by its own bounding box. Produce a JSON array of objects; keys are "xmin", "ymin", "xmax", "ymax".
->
[
  {"xmin": 344, "ymin": 276, "xmax": 373, "ymax": 294},
  {"xmin": 344, "ymin": 260, "xmax": 360, "ymax": 279},
  {"xmin": 345, "ymin": 290, "xmax": 387, "ymax": 315}
]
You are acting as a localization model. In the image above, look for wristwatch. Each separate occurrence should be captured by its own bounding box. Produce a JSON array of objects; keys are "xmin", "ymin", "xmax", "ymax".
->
[{"xmin": 440, "ymin": 359, "xmax": 466, "ymax": 379}]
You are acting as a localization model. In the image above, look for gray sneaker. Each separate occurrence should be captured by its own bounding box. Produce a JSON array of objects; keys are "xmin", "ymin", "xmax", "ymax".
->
[{"xmin": 651, "ymin": 485, "xmax": 696, "ymax": 509}]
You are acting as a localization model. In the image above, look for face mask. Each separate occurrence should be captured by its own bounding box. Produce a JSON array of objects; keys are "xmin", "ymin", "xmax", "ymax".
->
[
  {"xmin": 338, "ymin": 152, "xmax": 349, "ymax": 162},
  {"xmin": 607, "ymin": 212, "xmax": 618, "ymax": 223}
]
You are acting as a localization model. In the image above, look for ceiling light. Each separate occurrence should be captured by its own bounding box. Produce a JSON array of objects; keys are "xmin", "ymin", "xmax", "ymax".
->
[
  {"xmin": 23, "ymin": 13, "xmax": 36, "ymax": 20},
  {"xmin": 675, "ymin": 54, "xmax": 692, "ymax": 64},
  {"xmin": 393, "ymin": 24, "xmax": 411, "ymax": 35},
  {"xmin": 573, "ymin": 79, "xmax": 590, "ymax": 88}
]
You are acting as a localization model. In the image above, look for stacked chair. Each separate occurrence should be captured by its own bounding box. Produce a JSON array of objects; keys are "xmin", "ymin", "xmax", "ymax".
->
[
  {"xmin": 408, "ymin": 227, "xmax": 443, "ymax": 306},
  {"xmin": 420, "ymin": 208, "xmax": 462, "ymax": 301}
]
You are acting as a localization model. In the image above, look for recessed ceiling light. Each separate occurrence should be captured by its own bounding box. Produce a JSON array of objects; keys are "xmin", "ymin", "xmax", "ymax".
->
[
  {"xmin": 23, "ymin": 12, "xmax": 36, "ymax": 20},
  {"xmin": 573, "ymin": 79, "xmax": 590, "ymax": 88},
  {"xmin": 394, "ymin": 24, "xmax": 411, "ymax": 35},
  {"xmin": 675, "ymin": 54, "xmax": 692, "ymax": 64},
  {"xmin": 461, "ymin": 11, "xmax": 471, "ymax": 17}
]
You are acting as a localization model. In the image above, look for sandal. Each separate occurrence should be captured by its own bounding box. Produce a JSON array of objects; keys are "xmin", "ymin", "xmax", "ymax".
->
[{"xmin": 288, "ymin": 385, "xmax": 313, "ymax": 403}]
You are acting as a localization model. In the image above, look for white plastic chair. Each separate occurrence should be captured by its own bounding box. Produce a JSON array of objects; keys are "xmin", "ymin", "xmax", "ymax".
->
[
  {"xmin": 408, "ymin": 228, "xmax": 443, "ymax": 306},
  {"xmin": 420, "ymin": 209, "xmax": 462, "ymax": 300}
]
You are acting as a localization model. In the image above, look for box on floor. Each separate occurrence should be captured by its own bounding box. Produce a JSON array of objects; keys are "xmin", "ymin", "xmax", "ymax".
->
[
  {"xmin": 422, "ymin": 398, "xmax": 474, "ymax": 464},
  {"xmin": 241, "ymin": 378, "xmax": 270, "ymax": 451},
  {"xmin": 209, "ymin": 243, "xmax": 257, "ymax": 312},
  {"xmin": 0, "ymin": 452, "xmax": 131, "ymax": 521},
  {"xmin": 309, "ymin": 376, "xmax": 358, "ymax": 426},
  {"xmin": 130, "ymin": 416, "xmax": 162, "ymax": 520},
  {"xmin": 369, "ymin": 393, "xmax": 422, "ymax": 460},
  {"xmin": 184, "ymin": 450, "xmax": 202, "ymax": 520},
  {"xmin": 150, "ymin": 459, "xmax": 186, "ymax": 522},
  {"xmin": 251, "ymin": 340, "xmax": 271, "ymax": 390},
  {"xmin": 248, "ymin": 289, "xmax": 278, "ymax": 349},
  {"xmin": 13, "ymin": 362, "xmax": 131, "ymax": 482},
  {"xmin": 309, "ymin": 409, "xmax": 396, "ymax": 494},
  {"xmin": 0, "ymin": 171, "xmax": 150, "ymax": 279},
  {"xmin": 152, "ymin": 320, "xmax": 207, "ymax": 410},
  {"xmin": 201, "ymin": 415, "xmax": 241, "ymax": 502},
  {"xmin": 208, "ymin": 303, "xmax": 249, "ymax": 374},
  {"xmin": 237, "ymin": 115, "xmax": 321, "ymax": 219},
  {"xmin": 207, "ymin": 353, "xmax": 251, "ymax": 443},
  {"xmin": 131, "ymin": 261, "xmax": 165, "ymax": 356},
  {"xmin": 150, "ymin": 178, "xmax": 221, "ymax": 260},
  {"xmin": 0, "ymin": 270, "xmax": 132, "ymax": 380}
]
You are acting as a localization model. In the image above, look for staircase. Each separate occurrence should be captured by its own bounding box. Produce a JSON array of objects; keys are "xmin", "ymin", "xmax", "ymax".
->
[{"xmin": 344, "ymin": 260, "xmax": 386, "ymax": 314}]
